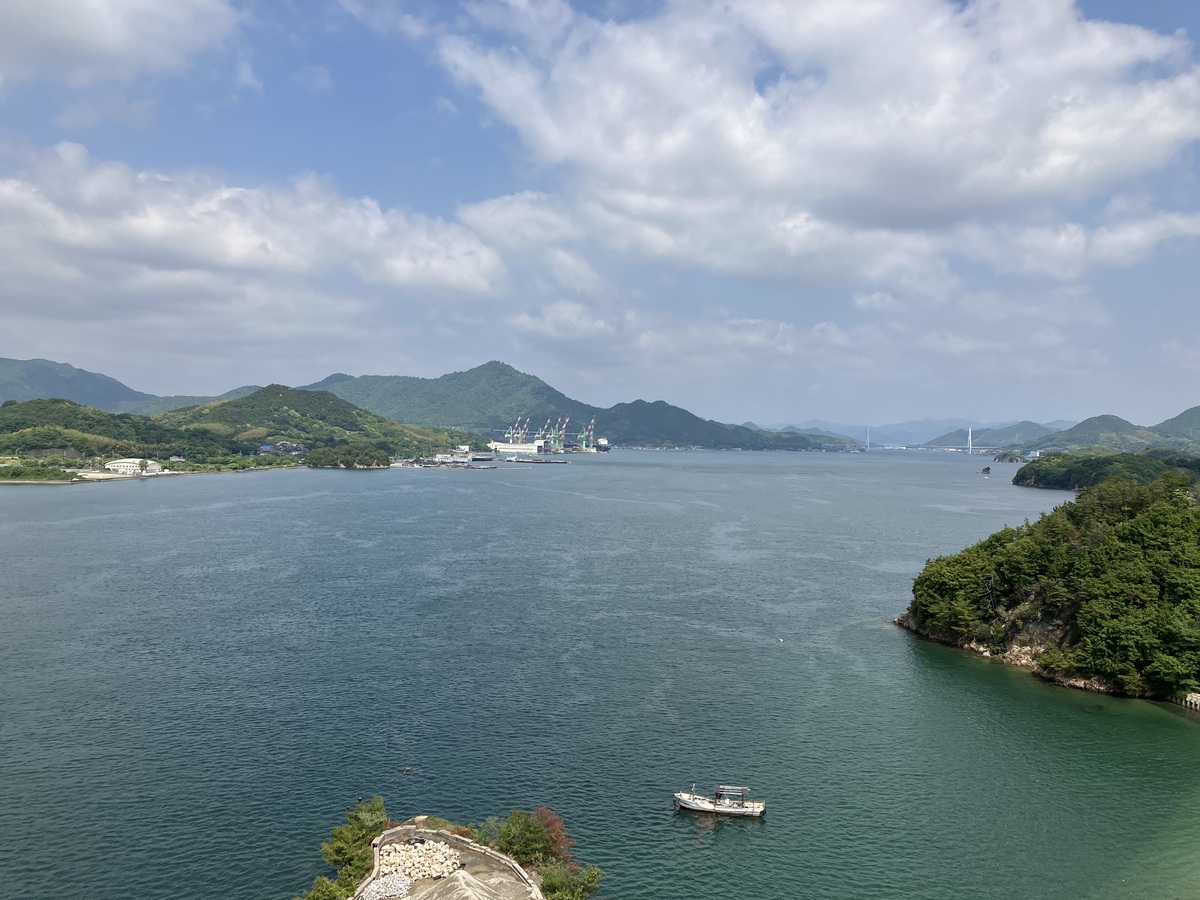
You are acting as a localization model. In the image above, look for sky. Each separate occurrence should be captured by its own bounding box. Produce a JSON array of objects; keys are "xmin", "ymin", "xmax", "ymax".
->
[{"xmin": 3, "ymin": 0, "xmax": 1200, "ymax": 428}]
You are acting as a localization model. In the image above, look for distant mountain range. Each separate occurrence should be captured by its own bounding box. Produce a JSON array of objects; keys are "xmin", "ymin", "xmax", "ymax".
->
[
  {"xmin": 0, "ymin": 386, "xmax": 474, "ymax": 461},
  {"xmin": 0, "ymin": 357, "xmax": 155, "ymax": 412},
  {"xmin": 300, "ymin": 362, "xmax": 850, "ymax": 450},
  {"xmin": 5, "ymin": 355, "xmax": 1199, "ymax": 454},
  {"xmin": 129, "ymin": 385, "xmax": 263, "ymax": 416},
  {"xmin": 925, "ymin": 413, "xmax": 1200, "ymax": 454},
  {"xmin": 756, "ymin": 418, "xmax": 1071, "ymax": 448},
  {"xmin": 924, "ymin": 421, "xmax": 1058, "ymax": 448},
  {"xmin": 0, "ymin": 358, "xmax": 850, "ymax": 451}
]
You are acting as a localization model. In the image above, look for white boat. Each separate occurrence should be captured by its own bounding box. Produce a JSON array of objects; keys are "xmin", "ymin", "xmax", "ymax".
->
[{"xmin": 672, "ymin": 784, "xmax": 765, "ymax": 817}]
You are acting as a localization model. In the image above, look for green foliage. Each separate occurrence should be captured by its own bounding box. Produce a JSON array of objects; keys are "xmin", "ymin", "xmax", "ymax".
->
[
  {"xmin": 1024, "ymin": 414, "xmax": 1188, "ymax": 454},
  {"xmin": 307, "ymin": 445, "xmax": 391, "ymax": 468},
  {"xmin": 1012, "ymin": 450, "xmax": 1200, "ymax": 490},
  {"xmin": 540, "ymin": 862, "xmax": 604, "ymax": 900},
  {"xmin": 0, "ymin": 398, "xmax": 237, "ymax": 458},
  {"xmin": 159, "ymin": 385, "xmax": 481, "ymax": 457},
  {"xmin": 0, "ymin": 389, "xmax": 478, "ymax": 468},
  {"xmin": 294, "ymin": 803, "xmax": 601, "ymax": 900},
  {"xmin": 468, "ymin": 808, "xmax": 600, "ymax": 900},
  {"xmin": 499, "ymin": 808, "xmax": 555, "ymax": 867},
  {"xmin": 468, "ymin": 816, "xmax": 503, "ymax": 848},
  {"xmin": 0, "ymin": 463, "xmax": 75, "ymax": 481},
  {"xmin": 906, "ymin": 473, "xmax": 1200, "ymax": 697},
  {"xmin": 295, "ymin": 797, "xmax": 389, "ymax": 900}
]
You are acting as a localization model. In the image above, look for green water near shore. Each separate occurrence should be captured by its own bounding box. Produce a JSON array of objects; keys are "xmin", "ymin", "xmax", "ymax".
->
[{"xmin": 3, "ymin": 451, "xmax": 1200, "ymax": 899}]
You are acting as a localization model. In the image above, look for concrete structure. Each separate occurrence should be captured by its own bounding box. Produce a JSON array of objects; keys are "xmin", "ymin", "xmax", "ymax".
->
[
  {"xmin": 104, "ymin": 458, "xmax": 163, "ymax": 475},
  {"xmin": 353, "ymin": 818, "xmax": 544, "ymax": 900}
]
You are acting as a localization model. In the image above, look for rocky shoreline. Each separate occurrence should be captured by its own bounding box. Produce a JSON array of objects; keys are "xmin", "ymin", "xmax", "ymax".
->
[{"xmin": 892, "ymin": 612, "xmax": 1119, "ymax": 695}]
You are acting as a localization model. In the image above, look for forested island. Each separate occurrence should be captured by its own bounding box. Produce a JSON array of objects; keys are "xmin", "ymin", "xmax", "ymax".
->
[
  {"xmin": 1013, "ymin": 450, "xmax": 1200, "ymax": 490},
  {"xmin": 898, "ymin": 473, "xmax": 1200, "ymax": 698},
  {"xmin": 297, "ymin": 798, "xmax": 601, "ymax": 900}
]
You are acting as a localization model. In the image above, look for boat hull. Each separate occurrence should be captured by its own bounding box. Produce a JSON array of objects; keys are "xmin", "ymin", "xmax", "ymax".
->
[{"xmin": 672, "ymin": 791, "xmax": 765, "ymax": 817}]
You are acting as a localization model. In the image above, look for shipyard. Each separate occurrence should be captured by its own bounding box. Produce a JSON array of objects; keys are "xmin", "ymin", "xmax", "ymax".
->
[{"xmin": 486, "ymin": 415, "xmax": 609, "ymax": 455}]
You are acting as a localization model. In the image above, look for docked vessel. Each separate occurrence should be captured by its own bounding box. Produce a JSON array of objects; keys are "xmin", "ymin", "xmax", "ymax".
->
[{"xmin": 672, "ymin": 784, "xmax": 765, "ymax": 817}]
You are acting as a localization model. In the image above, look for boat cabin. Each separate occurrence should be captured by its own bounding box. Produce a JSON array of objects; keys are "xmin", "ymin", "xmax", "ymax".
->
[{"xmin": 714, "ymin": 785, "xmax": 753, "ymax": 804}]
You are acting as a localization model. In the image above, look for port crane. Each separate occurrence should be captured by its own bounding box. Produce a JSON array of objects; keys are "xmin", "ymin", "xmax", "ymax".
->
[{"xmin": 576, "ymin": 416, "xmax": 597, "ymax": 451}]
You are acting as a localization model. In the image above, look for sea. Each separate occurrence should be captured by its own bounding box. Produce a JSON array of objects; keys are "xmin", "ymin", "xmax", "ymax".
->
[{"xmin": 3, "ymin": 450, "xmax": 1200, "ymax": 900}]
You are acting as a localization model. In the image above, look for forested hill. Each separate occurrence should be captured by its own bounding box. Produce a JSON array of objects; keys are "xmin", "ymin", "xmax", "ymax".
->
[
  {"xmin": 0, "ymin": 357, "xmax": 154, "ymax": 412},
  {"xmin": 0, "ymin": 398, "xmax": 241, "ymax": 459},
  {"xmin": 898, "ymin": 473, "xmax": 1200, "ymax": 698},
  {"xmin": 315, "ymin": 361, "xmax": 853, "ymax": 449},
  {"xmin": 156, "ymin": 385, "xmax": 480, "ymax": 457},
  {"xmin": 317, "ymin": 360, "xmax": 592, "ymax": 432},
  {"xmin": 1013, "ymin": 451, "xmax": 1200, "ymax": 490},
  {"xmin": 128, "ymin": 385, "xmax": 261, "ymax": 416},
  {"xmin": 1027, "ymin": 414, "xmax": 1186, "ymax": 453},
  {"xmin": 598, "ymin": 400, "xmax": 847, "ymax": 449},
  {"xmin": 0, "ymin": 388, "xmax": 479, "ymax": 461}
]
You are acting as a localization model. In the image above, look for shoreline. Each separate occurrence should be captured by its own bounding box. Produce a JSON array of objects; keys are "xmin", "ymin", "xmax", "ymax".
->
[
  {"xmin": 0, "ymin": 465, "xmax": 300, "ymax": 486},
  {"xmin": 894, "ymin": 612, "xmax": 1122, "ymax": 697}
]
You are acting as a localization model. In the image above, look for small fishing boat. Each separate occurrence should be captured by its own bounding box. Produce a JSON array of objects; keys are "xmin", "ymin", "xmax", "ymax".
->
[{"xmin": 672, "ymin": 784, "xmax": 765, "ymax": 817}]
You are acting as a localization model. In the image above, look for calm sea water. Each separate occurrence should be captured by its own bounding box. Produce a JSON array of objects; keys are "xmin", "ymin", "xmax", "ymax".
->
[{"xmin": 3, "ymin": 451, "xmax": 1200, "ymax": 900}]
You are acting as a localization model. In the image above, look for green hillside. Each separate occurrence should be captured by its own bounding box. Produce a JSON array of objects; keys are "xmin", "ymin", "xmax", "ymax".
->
[
  {"xmin": 0, "ymin": 398, "xmax": 239, "ymax": 459},
  {"xmin": 127, "ymin": 385, "xmax": 262, "ymax": 416},
  {"xmin": 0, "ymin": 357, "xmax": 155, "ymax": 412},
  {"xmin": 0, "ymin": 387, "xmax": 480, "ymax": 463},
  {"xmin": 320, "ymin": 361, "xmax": 600, "ymax": 433},
  {"xmin": 901, "ymin": 473, "xmax": 1200, "ymax": 698},
  {"xmin": 1026, "ymin": 414, "xmax": 1181, "ymax": 453},
  {"xmin": 317, "ymin": 361, "xmax": 850, "ymax": 450},
  {"xmin": 1013, "ymin": 450, "xmax": 1200, "ymax": 489},
  {"xmin": 1153, "ymin": 406, "xmax": 1200, "ymax": 440},
  {"xmin": 599, "ymin": 400, "xmax": 848, "ymax": 449},
  {"xmin": 158, "ymin": 385, "xmax": 480, "ymax": 457}
]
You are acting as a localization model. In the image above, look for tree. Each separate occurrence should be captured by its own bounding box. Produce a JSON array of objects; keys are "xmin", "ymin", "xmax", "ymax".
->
[
  {"xmin": 295, "ymin": 797, "xmax": 389, "ymax": 900},
  {"xmin": 904, "ymin": 473, "xmax": 1200, "ymax": 697}
]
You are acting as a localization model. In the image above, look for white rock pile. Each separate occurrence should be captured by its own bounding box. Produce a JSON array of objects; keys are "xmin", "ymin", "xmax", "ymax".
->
[
  {"xmin": 358, "ymin": 873, "xmax": 413, "ymax": 900},
  {"xmin": 378, "ymin": 839, "xmax": 463, "ymax": 880}
]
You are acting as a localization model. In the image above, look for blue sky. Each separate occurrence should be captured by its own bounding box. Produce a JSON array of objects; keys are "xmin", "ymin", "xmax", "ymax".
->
[{"xmin": 4, "ymin": 0, "xmax": 1200, "ymax": 427}]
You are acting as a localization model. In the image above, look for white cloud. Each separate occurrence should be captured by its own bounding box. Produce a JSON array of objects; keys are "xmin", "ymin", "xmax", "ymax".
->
[
  {"xmin": 0, "ymin": 142, "xmax": 505, "ymax": 311},
  {"xmin": 235, "ymin": 57, "xmax": 263, "ymax": 93},
  {"xmin": 433, "ymin": 0, "xmax": 1200, "ymax": 292},
  {"xmin": 292, "ymin": 65, "xmax": 333, "ymax": 92},
  {"xmin": 0, "ymin": 0, "xmax": 240, "ymax": 88},
  {"xmin": 545, "ymin": 248, "xmax": 602, "ymax": 294},
  {"xmin": 853, "ymin": 291, "xmax": 898, "ymax": 311},
  {"xmin": 954, "ymin": 213, "xmax": 1200, "ymax": 278},
  {"xmin": 512, "ymin": 300, "xmax": 616, "ymax": 340},
  {"xmin": 459, "ymin": 191, "xmax": 582, "ymax": 249},
  {"xmin": 337, "ymin": 0, "xmax": 427, "ymax": 38}
]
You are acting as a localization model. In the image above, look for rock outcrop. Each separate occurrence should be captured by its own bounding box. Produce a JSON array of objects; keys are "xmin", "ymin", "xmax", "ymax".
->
[{"xmin": 894, "ymin": 612, "xmax": 1118, "ymax": 695}]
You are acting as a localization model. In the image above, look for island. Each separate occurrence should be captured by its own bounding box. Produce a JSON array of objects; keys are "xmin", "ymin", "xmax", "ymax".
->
[
  {"xmin": 296, "ymin": 798, "xmax": 601, "ymax": 900},
  {"xmin": 1012, "ymin": 449, "xmax": 1200, "ymax": 490},
  {"xmin": 897, "ymin": 472, "xmax": 1200, "ymax": 700}
]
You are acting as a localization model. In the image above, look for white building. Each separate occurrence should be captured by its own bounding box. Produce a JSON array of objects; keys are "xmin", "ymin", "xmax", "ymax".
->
[{"xmin": 104, "ymin": 458, "xmax": 164, "ymax": 475}]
